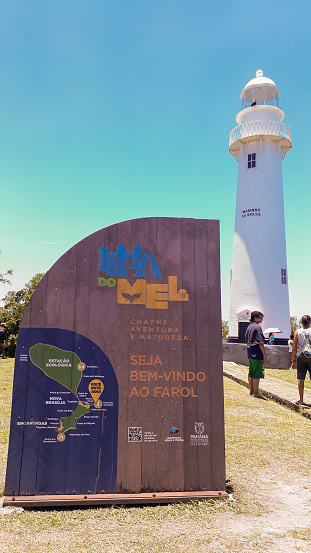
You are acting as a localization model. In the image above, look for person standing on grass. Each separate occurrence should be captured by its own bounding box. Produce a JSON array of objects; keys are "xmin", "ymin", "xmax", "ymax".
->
[
  {"xmin": 245, "ymin": 311, "xmax": 266, "ymax": 399},
  {"xmin": 291, "ymin": 315, "xmax": 311, "ymax": 406},
  {"xmin": 288, "ymin": 333, "xmax": 294, "ymax": 366},
  {"xmin": 0, "ymin": 322, "xmax": 7, "ymax": 359}
]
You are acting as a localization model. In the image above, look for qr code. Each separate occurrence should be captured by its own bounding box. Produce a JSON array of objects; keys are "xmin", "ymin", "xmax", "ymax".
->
[{"xmin": 128, "ymin": 427, "xmax": 142, "ymax": 442}]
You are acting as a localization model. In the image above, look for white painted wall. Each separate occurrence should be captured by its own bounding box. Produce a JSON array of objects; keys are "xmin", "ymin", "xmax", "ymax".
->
[
  {"xmin": 229, "ymin": 136, "xmax": 291, "ymax": 339},
  {"xmin": 237, "ymin": 105, "xmax": 283, "ymax": 125}
]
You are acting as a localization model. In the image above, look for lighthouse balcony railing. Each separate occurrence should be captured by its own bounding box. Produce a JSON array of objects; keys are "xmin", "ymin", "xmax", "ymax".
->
[{"xmin": 229, "ymin": 120, "xmax": 291, "ymax": 147}]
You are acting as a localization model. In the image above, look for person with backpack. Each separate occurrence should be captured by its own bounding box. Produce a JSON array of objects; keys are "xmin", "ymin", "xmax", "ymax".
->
[{"xmin": 291, "ymin": 315, "xmax": 311, "ymax": 406}]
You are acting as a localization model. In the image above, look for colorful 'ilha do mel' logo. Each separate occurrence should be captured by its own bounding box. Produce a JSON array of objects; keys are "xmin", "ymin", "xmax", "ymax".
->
[{"xmin": 98, "ymin": 245, "xmax": 189, "ymax": 309}]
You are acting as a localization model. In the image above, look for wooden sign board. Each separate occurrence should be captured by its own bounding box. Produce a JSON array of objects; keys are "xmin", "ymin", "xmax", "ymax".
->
[{"xmin": 4, "ymin": 218, "xmax": 226, "ymax": 507}]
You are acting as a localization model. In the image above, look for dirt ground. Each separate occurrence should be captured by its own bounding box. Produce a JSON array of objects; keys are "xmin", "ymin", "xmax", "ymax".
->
[
  {"xmin": 1, "ymin": 367, "xmax": 311, "ymax": 552},
  {"xmin": 222, "ymin": 378, "xmax": 311, "ymax": 552}
]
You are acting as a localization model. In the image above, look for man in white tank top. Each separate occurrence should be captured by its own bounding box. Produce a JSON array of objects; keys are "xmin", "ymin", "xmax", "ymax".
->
[{"xmin": 291, "ymin": 315, "xmax": 311, "ymax": 405}]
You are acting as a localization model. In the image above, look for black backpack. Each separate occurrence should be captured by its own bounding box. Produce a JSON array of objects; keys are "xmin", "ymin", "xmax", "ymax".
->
[{"xmin": 298, "ymin": 331, "xmax": 311, "ymax": 363}]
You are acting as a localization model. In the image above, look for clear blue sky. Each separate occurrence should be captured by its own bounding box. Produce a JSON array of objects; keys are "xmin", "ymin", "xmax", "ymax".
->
[{"xmin": 0, "ymin": 0, "xmax": 310, "ymax": 321}]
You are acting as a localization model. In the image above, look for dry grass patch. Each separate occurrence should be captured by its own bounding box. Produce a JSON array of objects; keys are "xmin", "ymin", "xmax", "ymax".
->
[
  {"xmin": 0, "ymin": 501, "xmax": 275, "ymax": 553},
  {"xmin": 1, "ymin": 360, "xmax": 311, "ymax": 552}
]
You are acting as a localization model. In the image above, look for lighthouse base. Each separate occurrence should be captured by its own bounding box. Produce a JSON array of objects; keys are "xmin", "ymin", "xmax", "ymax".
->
[
  {"xmin": 227, "ymin": 336, "xmax": 289, "ymax": 346},
  {"xmin": 223, "ymin": 343, "xmax": 290, "ymax": 370}
]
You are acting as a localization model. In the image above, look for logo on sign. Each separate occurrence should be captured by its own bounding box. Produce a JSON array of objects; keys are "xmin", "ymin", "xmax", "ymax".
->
[
  {"xmin": 98, "ymin": 245, "xmax": 189, "ymax": 310},
  {"xmin": 194, "ymin": 422, "xmax": 204, "ymax": 435},
  {"xmin": 190, "ymin": 422, "xmax": 209, "ymax": 447},
  {"xmin": 169, "ymin": 427, "xmax": 179, "ymax": 434}
]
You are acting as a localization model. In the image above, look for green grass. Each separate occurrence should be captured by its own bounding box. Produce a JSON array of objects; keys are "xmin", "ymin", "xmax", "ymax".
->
[
  {"xmin": 267, "ymin": 368, "xmax": 311, "ymax": 388},
  {"xmin": 229, "ymin": 361, "xmax": 311, "ymax": 389},
  {"xmin": 1, "ymin": 358, "xmax": 311, "ymax": 552},
  {"xmin": 0, "ymin": 358, "xmax": 14, "ymax": 495}
]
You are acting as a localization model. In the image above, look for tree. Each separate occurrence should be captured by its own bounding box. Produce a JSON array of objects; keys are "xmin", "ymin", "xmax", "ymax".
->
[
  {"xmin": 222, "ymin": 320, "xmax": 229, "ymax": 341},
  {"xmin": 0, "ymin": 273, "xmax": 45, "ymax": 356},
  {"xmin": 290, "ymin": 316, "xmax": 299, "ymax": 336},
  {"xmin": 0, "ymin": 249, "xmax": 12, "ymax": 284}
]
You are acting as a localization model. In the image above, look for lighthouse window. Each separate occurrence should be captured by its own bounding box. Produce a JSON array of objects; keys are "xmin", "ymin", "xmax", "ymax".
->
[
  {"xmin": 281, "ymin": 268, "xmax": 287, "ymax": 285},
  {"xmin": 247, "ymin": 153, "xmax": 256, "ymax": 169}
]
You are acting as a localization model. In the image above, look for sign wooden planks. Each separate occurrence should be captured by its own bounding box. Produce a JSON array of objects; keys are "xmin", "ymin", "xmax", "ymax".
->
[{"xmin": 4, "ymin": 217, "xmax": 226, "ymax": 506}]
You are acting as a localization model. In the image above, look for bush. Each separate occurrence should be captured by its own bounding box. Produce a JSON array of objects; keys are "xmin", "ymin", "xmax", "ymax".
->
[
  {"xmin": 222, "ymin": 320, "xmax": 229, "ymax": 341},
  {"xmin": 0, "ymin": 273, "xmax": 45, "ymax": 353},
  {"xmin": 6, "ymin": 334, "xmax": 17, "ymax": 357}
]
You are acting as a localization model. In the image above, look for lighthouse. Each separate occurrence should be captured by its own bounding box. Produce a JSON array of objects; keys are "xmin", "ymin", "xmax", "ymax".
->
[{"xmin": 228, "ymin": 70, "xmax": 291, "ymax": 344}]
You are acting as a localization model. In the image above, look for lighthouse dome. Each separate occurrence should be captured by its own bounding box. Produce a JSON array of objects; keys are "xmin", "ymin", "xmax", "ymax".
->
[{"xmin": 240, "ymin": 70, "xmax": 280, "ymax": 109}]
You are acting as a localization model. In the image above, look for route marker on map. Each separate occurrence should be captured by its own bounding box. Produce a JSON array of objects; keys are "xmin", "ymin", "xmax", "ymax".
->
[{"xmin": 89, "ymin": 379, "xmax": 104, "ymax": 408}]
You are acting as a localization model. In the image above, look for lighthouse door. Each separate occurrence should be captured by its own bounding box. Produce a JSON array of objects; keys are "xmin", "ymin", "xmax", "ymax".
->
[{"xmin": 238, "ymin": 322, "xmax": 249, "ymax": 343}]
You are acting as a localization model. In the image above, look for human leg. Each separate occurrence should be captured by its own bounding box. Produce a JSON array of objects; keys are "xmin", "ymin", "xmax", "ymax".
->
[
  {"xmin": 298, "ymin": 380, "xmax": 305, "ymax": 405},
  {"xmin": 248, "ymin": 360, "xmax": 254, "ymax": 395},
  {"xmin": 248, "ymin": 360, "xmax": 264, "ymax": 398},
  {"xmin": 296, "ymin": 360, "xmax": 307, "ymax": 405},
  {"xmin": 252, "ymin": 378, "xmax": 261, "ymax": 397}
]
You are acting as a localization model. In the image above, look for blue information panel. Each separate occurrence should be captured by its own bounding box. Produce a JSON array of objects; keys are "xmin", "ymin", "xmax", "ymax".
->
[{"xmin": 5, "ymin": 328, "xmax": 119, "ymax": 496}]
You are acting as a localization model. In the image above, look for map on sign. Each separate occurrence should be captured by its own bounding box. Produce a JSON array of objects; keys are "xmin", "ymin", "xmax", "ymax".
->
[
  {"xmin": 29, "ymin": 344, "xmax": 104, "ymax": 441},
  {"xmin": 5, "ymin": 327, "xmax": 119, "ymax": 497}
]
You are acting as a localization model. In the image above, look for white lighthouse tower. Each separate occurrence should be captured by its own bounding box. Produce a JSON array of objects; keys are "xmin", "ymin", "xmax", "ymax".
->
[{"xmin": 228, "ymin": 70, "xmax": 291, "ymax": 344}]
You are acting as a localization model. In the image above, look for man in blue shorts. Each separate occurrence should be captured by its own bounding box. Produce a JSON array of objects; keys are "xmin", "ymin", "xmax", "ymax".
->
[{"xmin": 245, "ymin": 311, "xmax": 266, "ymax": 399}]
